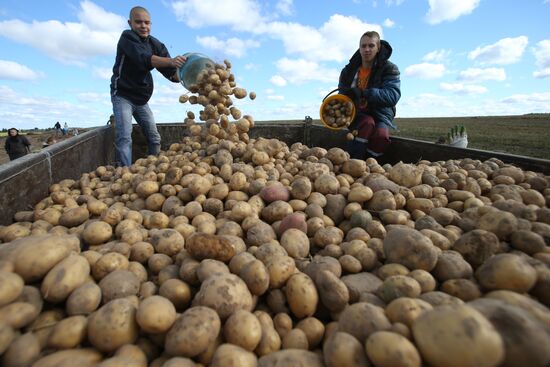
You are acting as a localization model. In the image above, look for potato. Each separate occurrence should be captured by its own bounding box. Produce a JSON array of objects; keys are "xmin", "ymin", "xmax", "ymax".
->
[
  {"xmin": 281, "ymin": 328, "xmax": 309, "ymax": 350},
  {"xmin": 260, "ymin": 182, "xmax": 290, "ymax": 202},
  {"xmin": 210, "ymin": 343, "xmax": 258, "ymax": 367},
  {"xmin": 385, "ymin": 297, "xmax": 433, "ymax": 328},
  {"xmin": 239, "ymin": 259, "xmax": 270, "ymax": 296},
  {"xmin": 47, "ymin": 315, "xmax": 88, "ymax": 349},
  {"xmin": 92, "ymin": 252, "xmax": 129, "ymax": 280},
  {"xmin": 452, "ymin": 229, "xmax": 500, "ymax": 268},
  {"xmin": 323, "ymin": 331, "xmax": 369, "ymax": 367},
  {"xmin": 337, "ymin": 302, "xmax": 391, "ymax": 343},
  {"xmin": 186, "ymin": 233, "xmax": 235, "ymax": 262},
  {"xmin": 285, "ymin": 272, "xmax": 318, "ymax": 319},
  {"xmin": 87, "ymin": 298, "xmax": 139, "ymax": 353},
  {"xmin": 0, "ymin": 301, "xmax": 37, "ymax": 329},
  {"xmin": 432, "ymin": 250, "xmax": 473, "ymax": 282},
  {"xmin": 412, "ymin": 304, "xmax": 504, "ymax": 367},
  {"xmin": 66, "ymin": 282, "xmax": 102, "ymax": 315},
  {"xmin": 193, "ymin": 273, "xmax": 253, "ymax": 320},
  {"xmin": 159, "ymin": 278, "xmax": 192, "ymax": 311},
  {"xmin": 149, "ymin": 229, "xmax": 185, "ymax": 257},
  {"xmin": 280, "ymin": 228, "xmax": 309, "ymax": 258},
  {"xmin": 265, "ymin": 255, "xmax": 295, "ymax": 289},
  {"xmin": 82, "ymin": 220, "xmax": 113, "ymax": 245},
  {"xmin": 254, "ymin": 310, "xmax": 282, "ymax": 356},
  {"xmin": 1, "ymin": 332, "xmax": 41, "ymax": 367},
  {"xmin": 136, "ymin": 295, "xmax": 176, "ymax": 334},
  {"xmin": 407, "ymin": 269, "xmax": 436, "ymax": 293},
  {"xmin": 469, "ymin": 298, "xmax": 550, "ymax": 367},
  {"xmin": 316, "ymin": 269, "xmax": 349, "ymax": 312},
  {"xmin": 475, "ymin": 253, "xmax": 537, "ymax": 292},
  {"xmin": 477, "ymin": 210, "xmax": 518, "ymax": 240},
  {"xmin": 99, "ymin": 270, "xmax": 140, "ymax": 303},
  {"xmin": 165, "ymin": 306, "xmax": 221, "ymax": 357},
  {"xmin": 383, "ymin": 228, "xmax": 438, "ymax": 271},
  {"xmin": 278, "ymin": 212, "xmax": 307, "ymax": 235},
  {"xmin": 41, "ymin": 253, "xmax": 90, "ymax": 303},
  {"xmin": 441, "ymin": 279, "xmax": 482, "ymax": 301},
  {"xmin": 0, "ymin": 323, "xmax": 15, "ymax": 355},
  {"xmin": 377, "ymin": 275, "xmax": 422, "ymax": 303},
  {"xmin": 32, "ymin": 349, "xmax": 103, "ymax": 367},
  {"xmin": 257, "ymin": 349, "xmax": 324, "ymax": 367},
  {"xmin": 12, "ymin": 234, "xmax": 72, "ymax": 282},
  {"xmin": 290, "ymin": 176, "xmax": 312, "ymax": 200},
  {"xmin": 59, "ymin": 206, "xmax": 90, "ymax": 228},
  {"xmin": 366, "ymin": 331, "xmax": 421, "ymax": 367},
  {"xmin": 0, "ymin": 271, "xmax": 24, "ymax": 307},
  {"xmin": 224, "ymin": 310, "xmax": 262, "ymax": 351}
]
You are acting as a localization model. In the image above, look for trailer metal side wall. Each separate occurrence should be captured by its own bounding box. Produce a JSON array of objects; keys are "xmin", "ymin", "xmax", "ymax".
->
[{"xmin": 1, "ymin": 121, "xmax": 548, "ymax": 225}]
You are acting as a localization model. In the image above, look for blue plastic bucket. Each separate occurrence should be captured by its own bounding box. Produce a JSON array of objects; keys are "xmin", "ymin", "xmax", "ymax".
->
[{"xmin": 178, "ymin": 53, "xmax": 215, "ymax": 90}]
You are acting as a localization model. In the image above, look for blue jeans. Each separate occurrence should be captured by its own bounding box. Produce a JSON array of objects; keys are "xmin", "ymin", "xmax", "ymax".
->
[{"xmin": 112, "ymin": 95, "xmax": 161, "ymax": 166}]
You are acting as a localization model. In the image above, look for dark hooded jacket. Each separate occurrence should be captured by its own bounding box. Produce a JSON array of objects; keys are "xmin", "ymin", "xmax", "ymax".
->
[
  {"xmin": 110, "ymin": 30, "xmax": 177, "ymax": 105},
  {"xmin": 5, "ymin": 129, "xmax": 31, "ymax": 160},
  {"xmin": 338, "ymin": 40, "xmax": 401, "ymax": 129}
]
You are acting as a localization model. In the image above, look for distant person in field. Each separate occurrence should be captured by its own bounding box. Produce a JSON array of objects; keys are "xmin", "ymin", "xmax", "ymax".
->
[
  {"xmin": 4, "ymin": 128, "xmax": 31, "ymax": 161},
  {"xmin": 110, "ymin": 6, "xmax": 188, "ymax": 166},
  {"xmin": 339, "ymin": 30, "xmax": 401, "ymax": 162},
  {"xmin": 54, "ymin": 121, "xmax": 62, "ymax": 136}
]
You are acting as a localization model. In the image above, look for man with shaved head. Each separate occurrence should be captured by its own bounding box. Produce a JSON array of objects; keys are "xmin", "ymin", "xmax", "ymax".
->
[{"xmin": 110, "ymin": 6, "xmax": 187, "ymax": 166}]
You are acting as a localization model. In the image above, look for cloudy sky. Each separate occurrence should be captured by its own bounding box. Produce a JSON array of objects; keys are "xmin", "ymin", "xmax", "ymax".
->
[{"xmin": 1, "ymin": 0, "xmax": 549, "ymax": 129}]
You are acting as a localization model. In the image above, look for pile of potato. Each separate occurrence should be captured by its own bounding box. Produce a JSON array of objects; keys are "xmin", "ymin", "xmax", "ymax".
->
[
  {"xmin": 1, "ymin": 61, "xmax": 550, "ymax": 367},
  {"xmin": 321, "ymin": 97, "xmax": 355, "ymax": 129}
]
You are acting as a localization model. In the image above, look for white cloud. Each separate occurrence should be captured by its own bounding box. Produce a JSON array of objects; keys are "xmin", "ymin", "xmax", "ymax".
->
[
  {"xmin": 440, "ymin": 82, "xmax": 487, "ymax": 94},
  {"xmin": 422, "ymin": 49, "xmax": 451, "ymax": 62},
  {"xmin": 383, "ymin": 18, "xmax": 395, "ymax": 28},
  {"xmin": 533, "ymin": 39, "xmax": 550, "ymax": 78},
  {"xmin": 468, "ymin": 36, "xmax": 528, "ymax": 65},
  {"xmin": 171, "ymin": 0, "xmax": 263, "ymax": 30},
  {"xmin": 275, "ymin": 58, "xmax": 339, "ymax": 84},
  {"xmin": 425, "ymin": 0, "xmax": 480, "ymax": 25},
  {"xmin": 502, "ymin": 92, "xmax": 550, "ymax": 104},
  {"xmin": 92, "ymin": 67, "xmax": 112, "ymax": 80},
  {"xmin": 0, "ymin": 60, "xmax": 44, "ymax": 81},
  {"xmin": 267, "ymin": 95, "xmax": 285, "ymax": 101},
  {"xmin": 196, "ymin": 36, "xmax": 260, "ymax": 58},
  {"xmin": 0, "ymin": 1, "xmax": 125, "ymax": 65},
  {"xmin": 276, "ymin": 0, "xmax": 294, "ymax": 16},
  {"xmin": 458, "ymin": 67, "xmax": 506, "ymax": 82},
  {"xmin": 245, "ymin": 63, "xmax": 258, "ymax": 70},
  {"xmin": 171, "ymin": 1, "xmax": 382, "ymax": 64},
  {"xmin": 0, "ymin": 85, "xmax": 108, "ymax": 129},
  {"xmin": 270, "ymin": 75, "xmax": 287, "ymax": 87},
  {"xmin": 404, "ymin": 63, "xmax": 446, "ymax": 79}
]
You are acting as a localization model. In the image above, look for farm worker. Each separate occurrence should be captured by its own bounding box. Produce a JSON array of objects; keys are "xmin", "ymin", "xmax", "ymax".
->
[
  {"xmin": 110, "ymin": 6, "xmax": 187, "ymax": 167},
  {"xmin": 4, "ymin": 128, "xmax": 31, "ymax": 161},
  {"xmin": 63, "ymin": 122, "xmax": 69, "ymax": 135},
  {"xmin": 54, "ymin": 121, "xmax": 62, "ymax": 136},
  {"xmin": 339, "ymin": 31, "xmax": 401, "ymax": 162}
]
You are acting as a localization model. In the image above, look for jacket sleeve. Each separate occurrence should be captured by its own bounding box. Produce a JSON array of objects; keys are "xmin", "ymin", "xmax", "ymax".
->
[
  {"xmin": 118, "ymin": 31, "xmax": 153, "ymax": 71},
  {"xmin": 4, "ymin": 139, "xmax": 9, "ymax": 153},
  {"xmin": 22, "ymin": 136, "xmax": 31, "ymax": 147},
  {"xmin": 152, "ymin": 38, "xmax": 177, "ymax": 82},
  {"xmin": 364, "ymin": 62, "xmax": 401, "ymax": 107}
]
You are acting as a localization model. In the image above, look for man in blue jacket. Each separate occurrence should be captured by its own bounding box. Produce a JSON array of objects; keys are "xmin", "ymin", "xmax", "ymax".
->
[
  {"xmin": 110, "ymin": 6, "xmax": 187, "ymax": 166},
  {"xmin": 339, "ymin": 31, "xmax": 401, "ymax": 162}
]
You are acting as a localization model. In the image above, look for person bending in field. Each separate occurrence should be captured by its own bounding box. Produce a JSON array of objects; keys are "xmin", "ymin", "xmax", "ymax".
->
[
  {"xmin": 339, "ymin": 31, "xmax": 401, "ymax": 162},
  {"xmin": 110, "ymin": 6, "xmax": 188, "ymax": 166}
]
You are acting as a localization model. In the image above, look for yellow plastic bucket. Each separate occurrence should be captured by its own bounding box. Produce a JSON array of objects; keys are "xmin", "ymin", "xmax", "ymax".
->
[{"xmin": 319, "ymin": 89, "xmax": 356, "ymax": 130}]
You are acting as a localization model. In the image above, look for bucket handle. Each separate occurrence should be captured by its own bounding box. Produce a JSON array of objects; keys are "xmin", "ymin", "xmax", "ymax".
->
[{"xmin": 322, "ymin": 87, "xmax": 353, "ymax": 102}]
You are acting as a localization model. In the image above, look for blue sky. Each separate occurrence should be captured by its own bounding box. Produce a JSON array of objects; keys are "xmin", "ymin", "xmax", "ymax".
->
[{"xmin": 1, "ymin": 0, "xmax": 549, "ymax": 130}]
